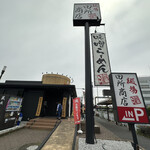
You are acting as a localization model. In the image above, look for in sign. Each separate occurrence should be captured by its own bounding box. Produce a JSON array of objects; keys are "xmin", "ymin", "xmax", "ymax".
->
[
  {"xmin": 122, "ymin": 108, "xmax": 144, "ymax": 121},
  {"xmin": 118, "ymin": 107, "xmax": 149, "ymax": 123}
]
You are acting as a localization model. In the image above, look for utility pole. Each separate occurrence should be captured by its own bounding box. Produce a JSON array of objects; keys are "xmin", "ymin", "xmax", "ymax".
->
[{"xmin": 0, "ymin": 66, "xmax": 7, "ymax": 80}]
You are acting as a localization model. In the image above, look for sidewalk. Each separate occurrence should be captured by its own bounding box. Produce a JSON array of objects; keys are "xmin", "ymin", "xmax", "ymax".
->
[
  {"xmin": 77, "ymin": 121, "xmax": 120, "ymax": 140},
  {"xmin": 38, "ymin": 117, "xmax": 138, "ymax": 150},
  {"xmin": 42, "ymin": 118, "xmax": 75, "ymax": 150}
]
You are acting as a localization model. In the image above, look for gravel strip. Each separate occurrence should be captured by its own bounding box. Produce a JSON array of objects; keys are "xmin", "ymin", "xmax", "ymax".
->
[{"xmin": 78, "ymin": 138, "xmax": 134, "ymax": 150}]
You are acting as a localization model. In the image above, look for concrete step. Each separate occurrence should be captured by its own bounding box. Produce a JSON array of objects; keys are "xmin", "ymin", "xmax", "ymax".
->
[
  {"xmin": 26, "ymin": 117, "xmax": 58, "ymax": 130},
  {"xmin": 26, "ymin": 125, "xmax": 54, "ymax": 130},
  {"xmin": 29, "ymin": 118, "xmax": 57, "ymax": 123},
  {"xmin": 27, "ymin": 122, "xmax": 56, "ymax": 126}
]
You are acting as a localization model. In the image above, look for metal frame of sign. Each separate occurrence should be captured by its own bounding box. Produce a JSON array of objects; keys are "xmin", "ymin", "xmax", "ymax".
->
[
  {"xmin": 109, "ymin": 72, "xmax": 149, "ymax": 124},
  {"xmin": 73, "ymin": 3, "xmax": 101, "ymax": 26},
  {"xmin": 91, "ymin": 33, "xmax": 111, "ymax": 86}
]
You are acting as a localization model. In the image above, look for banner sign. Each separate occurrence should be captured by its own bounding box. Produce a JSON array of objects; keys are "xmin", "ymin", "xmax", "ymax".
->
[
  {"xmin": 6, "ymin": 97, "xmax": 23, "ymax": 112},
  {"xmin": 35, "ymin": 97, "xmax": 43, "ymax": 116},
  {"xmin": 110, "ymin": 73, "xmax": 149, "ymax": 123},
  {"xmin": 61, "ymin": 97, "xmax": 67, "ymax": 118},
  {"xmin": 73, "ymin": 3, "xmax": 101, "ymax": 26},
  {"xmin": 91, "ymin": 33, "xmax": 111, "ymax": 86},
  {"xmin": 73, "ymin": 97, "xmax": 81, "ymax": 124}
]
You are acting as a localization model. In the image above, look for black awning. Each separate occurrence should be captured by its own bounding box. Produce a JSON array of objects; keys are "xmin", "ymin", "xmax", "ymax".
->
[
  {"xmin": 97, "ymin": 99, "xmax": 112, "ymax": 105},
  {"xmin": 0, "ymin": 81, "xmax": 77, "ymax": 98}
]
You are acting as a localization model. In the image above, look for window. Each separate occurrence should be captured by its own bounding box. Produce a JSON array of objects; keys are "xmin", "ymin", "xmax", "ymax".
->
[
  {"xmin": 140, "ymin": 85, "xmax": 150, "ymax": 88},
  {"xmin": 142, "ymin": 91, "xmax": 150, "ymax": 94},
  {"xmin": 144, "ymin": 97, "xmax": 150, "ymax": 100},
  {"xmin": 140, "ymin": 80, "xmax": 148, "ymax": 83}
]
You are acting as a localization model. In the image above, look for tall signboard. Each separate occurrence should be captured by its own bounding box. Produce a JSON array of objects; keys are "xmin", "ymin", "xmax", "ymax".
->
[
  {"xmin": 73, "ymin": 3, "xmax": 101, "ymax": 144},
  {"xmin": 73, "ymin": 3, "xmax": 101, "ymax": 26},
  {"xmin": 91, "ymin": 33, "xmax": 111, "ymax": 86},
  {"xmin": 110, "ymin": 73, "xmax": 149, "ymax": 123}
]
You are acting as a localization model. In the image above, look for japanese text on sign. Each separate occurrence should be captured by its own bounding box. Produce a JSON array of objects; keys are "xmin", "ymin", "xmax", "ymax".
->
[
  {"xmin": 0, "ymin": 96, "xmax": 5, "ymax": 105},
  {"xmin": 74, "ymin": 3, "xmax": 100, "ymax": 20},
  {"xmin": 91, "ymin": 33, "xmax": 111, "ymax": 86},
  {"xmin": 111, "ymin": 73, "xmax": 149, "ymax": 123},
  {"xmin": 113, "ymin": 74, "xmax": 144, "ymax": 107},
  {"xmin": 73, "ymin": 97, "xmax": 81, "ymax": 124}
]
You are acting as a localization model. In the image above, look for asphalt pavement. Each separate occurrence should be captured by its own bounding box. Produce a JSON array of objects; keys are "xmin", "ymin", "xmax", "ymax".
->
[
  {"xmin": 95, "ymin": 116, "xmax": 150, "ymax": 150},
  {"xmin": 0, "ymin": 128, "xmax": 49, "ymax": 150}
]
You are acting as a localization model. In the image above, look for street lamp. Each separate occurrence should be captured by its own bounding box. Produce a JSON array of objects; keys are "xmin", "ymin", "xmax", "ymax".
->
[{"xmin": 0, "ymin": 66, "xmax": 7, "ymax": 80}]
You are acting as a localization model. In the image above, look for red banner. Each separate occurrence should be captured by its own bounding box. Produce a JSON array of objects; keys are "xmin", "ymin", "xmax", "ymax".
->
[{"xmin": 73, "ymin": 97, "xmax": 81, "ymax": 124}]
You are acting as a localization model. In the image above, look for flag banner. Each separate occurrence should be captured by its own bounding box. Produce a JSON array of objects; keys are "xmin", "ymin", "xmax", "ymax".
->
[
  {"xmin": 73, "ymin": 97, "xmax": 81, "ymax": 124},
  {"xmin": 91, "ymin": 33, "xmax": 111, "ymax": 86},
  {"xmin": 62, "ymin": 97, "xmax": 67, "ymax": 118},
  {"xmin": 35, "ymin": 97, "xmax": 43, "ymax": 116}
]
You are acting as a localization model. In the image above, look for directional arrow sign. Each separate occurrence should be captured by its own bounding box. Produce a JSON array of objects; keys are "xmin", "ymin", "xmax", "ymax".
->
[{"xmin": 122, "ymin": 116, "xmax": 135, "ymax": 121}]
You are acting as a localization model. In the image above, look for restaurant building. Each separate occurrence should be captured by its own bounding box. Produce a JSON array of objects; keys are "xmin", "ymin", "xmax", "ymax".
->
[{"xmin": 0, "ymin": 74, "xmax": 77, "ymax": 130}]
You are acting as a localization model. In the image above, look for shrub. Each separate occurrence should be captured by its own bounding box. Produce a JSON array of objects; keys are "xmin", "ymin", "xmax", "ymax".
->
[{"xmin": 146, "ymin": 107, "xmax": 150, "ymax": 116}]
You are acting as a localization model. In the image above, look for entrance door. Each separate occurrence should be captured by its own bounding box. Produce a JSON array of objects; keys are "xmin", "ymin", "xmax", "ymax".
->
[{"xmin": 42, "ymin": 89, "xmax": 63, "ymax": 117}]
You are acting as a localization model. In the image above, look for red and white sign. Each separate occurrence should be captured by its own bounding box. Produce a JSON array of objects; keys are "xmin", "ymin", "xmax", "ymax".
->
[
  {"xmin": 74, "ymin": 4, "xmax": 100, "ymax": 20},
  {"xmin": 111, "ymin": 73, "xmax": 149, "ymax": 123},
  {"xmin": 73, "ymin": 97, "xmax": 81, "ymax": 124},
  {"xmin": 91, "ymin": 33, "xmax": 111, "ymax": 86}
]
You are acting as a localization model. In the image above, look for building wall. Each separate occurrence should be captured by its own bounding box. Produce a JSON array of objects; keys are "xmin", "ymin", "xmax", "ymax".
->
[
  {"xmin": 0, "ymin": 94, "xmax": 20, "ymax": 130},
  {"xmin": 0, "ymin": 79, "xmax": 76, "ymax": 123},
  {"xmin": 21, "ymin": 90, "xmax": 44, "ymax": 120},
  {"xmin": 139, "ymin": 76, "xmax": 150, "ymax": 107}
]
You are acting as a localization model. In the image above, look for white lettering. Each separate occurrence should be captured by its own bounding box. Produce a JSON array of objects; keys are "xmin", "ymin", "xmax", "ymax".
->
[
  {"xmin": 1, "ymin": 96, "xmax": 5, "ymax": 101},
  {"xmin": 125, "ymin": 111, "xmax": 134, "ymax": 118},
  {"xmin": 134, "ymin": 108, "xmax": 144, "ymax": 121},
  {"xmin": 128, "ymin": 111, "xmax": 134, "ymax": 117}
]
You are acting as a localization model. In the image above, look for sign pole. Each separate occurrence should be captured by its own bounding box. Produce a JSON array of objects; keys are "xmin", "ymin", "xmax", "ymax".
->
[
  {"xmin": 128, "ymin": 123, "xmax": 139, "ymax": 150},
  {"xmin": 73, "ymin": 3, "xmax": 101, "ymax": 144},
  {"xmin": 85, "ymin": 22, "xmax": 94, "ymax": 144},
  {"xmin": 109, "ymin": 73, "xmax": 149, "ymax": 150}
]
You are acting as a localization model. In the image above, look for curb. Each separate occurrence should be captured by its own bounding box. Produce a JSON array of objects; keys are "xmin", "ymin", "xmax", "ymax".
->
[
  {"xmin": 0, "ymin": 124, "xmax": 26, "ymax": 137},
  {"xmin": 72, "ymin": 124, "xmax": 77, "ymax": 150}
]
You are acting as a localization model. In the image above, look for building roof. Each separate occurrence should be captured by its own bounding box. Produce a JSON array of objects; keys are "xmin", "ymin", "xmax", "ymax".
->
[{"xmin": 0, "ymin": 80, "xmax": 77, "ymax": 98}]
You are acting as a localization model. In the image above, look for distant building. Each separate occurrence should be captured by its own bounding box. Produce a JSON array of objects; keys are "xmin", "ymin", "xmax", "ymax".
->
[{"xmin": 138, "ymin": 76, "xmax": 150, "ymax": 107}]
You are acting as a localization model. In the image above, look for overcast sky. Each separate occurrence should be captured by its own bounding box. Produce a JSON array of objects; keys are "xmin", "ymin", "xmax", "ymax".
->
[{"xmin": 0, "ymin": 0, "xmax": 150, "ymax": 97}]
